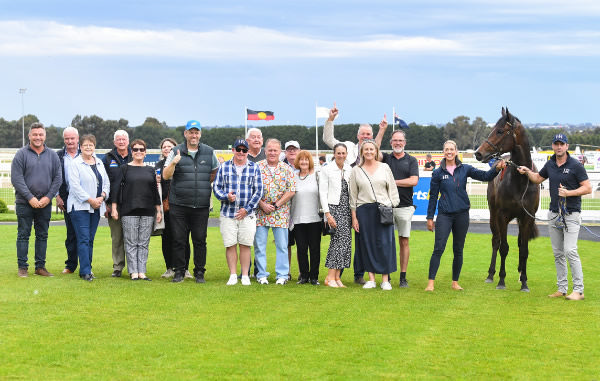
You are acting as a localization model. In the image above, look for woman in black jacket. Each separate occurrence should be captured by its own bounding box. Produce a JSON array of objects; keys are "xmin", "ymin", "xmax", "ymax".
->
[{"xmin": 111, "ymin": 139, "xmax": 161, "ymax": 281}]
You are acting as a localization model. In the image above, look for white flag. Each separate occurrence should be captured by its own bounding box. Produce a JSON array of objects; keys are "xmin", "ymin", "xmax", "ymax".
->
[{"xmin": 316, "ymin": 106, "xmax": 330, "ymax": 119}]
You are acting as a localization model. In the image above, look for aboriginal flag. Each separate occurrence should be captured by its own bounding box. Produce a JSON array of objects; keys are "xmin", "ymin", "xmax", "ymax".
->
[{"xmin": 247, "ymin": 109, "xmax": 275, "ymax": 121}]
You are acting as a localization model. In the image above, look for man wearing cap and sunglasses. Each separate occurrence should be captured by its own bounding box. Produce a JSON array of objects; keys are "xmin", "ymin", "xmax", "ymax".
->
[
  {"xmin": 213, "ymin": 139, "xmax": 263, "ymax": 286},
  {"xmin": 163, "ymin": 120, "xmax": 219, "ymax": 284},
  {"xmin": 517, "ymin": 133, "xmax": 591, "ymax": 300}
]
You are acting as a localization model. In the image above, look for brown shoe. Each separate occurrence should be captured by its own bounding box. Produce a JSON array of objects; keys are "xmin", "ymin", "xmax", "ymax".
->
[
  {"xmin": 565, "ymin": 292, "xmax": 584, "ymax": 301},
  {"xmin": 548, "ymin": 291, "xmax": 566, "ymax": 298},
  {"xmin": 18, "ymin": 268, "xmax": 28, "ymax": 278},
  {"xmin": 34, "ymin": 268, "xmax": 54, "ymax": 277},
  {"xmin": 62, "ymin": 268, "xmax": 74, "ymax": 274}
]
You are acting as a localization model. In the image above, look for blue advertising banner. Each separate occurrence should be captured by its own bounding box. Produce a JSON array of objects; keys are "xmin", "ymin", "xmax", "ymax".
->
[{"xmin": 412, "ymin": 175, "xmax": 434, "ymax": 217}]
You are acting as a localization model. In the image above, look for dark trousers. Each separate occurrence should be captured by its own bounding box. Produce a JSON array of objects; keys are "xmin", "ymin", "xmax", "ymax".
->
[
  {"xmin": 16, "ymin": 203, "xmax": 52, "ymax": 269},
  {"xmin": 294, "ymin": 222, "xmax": 322, "ymax": 280},
  {"xmin": 170, "ymin": 204, "xmax": 209, "ymax": 276},
  {"xmin": 340, "ymin": 231, "xmax": 364, "ymax": 279},
  {"xmin": 428, "ymin": 211, "xmax": 470, "ymax": 281},
  {"xmin": 70, "ymin": 209, "xmax": 100, "ymax": 276},
  {"xmin": 64, "ymin": 210, "xmax": 79, "ymax": 271},
  {"xmin": 161, "ymin": 211, "xmax": 190, "ymax": 270}
]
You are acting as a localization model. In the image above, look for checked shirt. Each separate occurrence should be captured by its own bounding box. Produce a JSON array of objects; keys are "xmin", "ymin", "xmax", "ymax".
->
[{"xmin": 212, "ymin": 160, "xmax": 263, "ymax": 218}]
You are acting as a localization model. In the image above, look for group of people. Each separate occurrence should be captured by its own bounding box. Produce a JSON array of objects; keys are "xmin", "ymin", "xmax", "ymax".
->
[{"xmin": 11, "ymin": 113, "xmax": 591, "ymax": 298}]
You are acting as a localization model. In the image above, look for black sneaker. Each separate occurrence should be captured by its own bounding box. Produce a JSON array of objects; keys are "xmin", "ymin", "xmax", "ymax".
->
[
  {"xmin": 354, "ymin": 277, "xmax": 366, "ymax": 285},
  {"xmin": 309, "ymin": 279, "xmax": 320, "ymax": 286},
  {"xmin": 111, "ymin": 270, "xmax": 122, "ymax": 277},
  {"xmin": 399, "ymin": 278, "xmax": 409, "ymax": 288},
  {"xmin": 195, "ymin": 273, "xmax": 206, "ymax": 284},
  {"xmin": 172, "ymin": 272, "xmax": 184, "ymax": 283},
  {"xmin": 296, "ymin": 278, "xmax": 309, "ymax": 285}
]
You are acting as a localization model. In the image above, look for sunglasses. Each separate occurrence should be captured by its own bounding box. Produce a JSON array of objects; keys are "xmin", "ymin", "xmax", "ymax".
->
[
  {"xmin": 235, "ymin": 147, "xmax": 248, "ymax": 153},
  {"xmin": 132, "ymin": 147, "xmax": 146, "ymax": 152}
]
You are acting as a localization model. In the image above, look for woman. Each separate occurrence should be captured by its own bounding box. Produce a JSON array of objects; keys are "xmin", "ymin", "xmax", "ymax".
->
[
  {"xmin": 112, "ymin": 139, "xmax": 162, "ymax": 281},
  {"xmin": 67, "ymin": 134, "xmax": 110, "ymax": 281},
  {"xmin": 319, "ymin": 143, "xmax": 353, "ymax": 288},
  {"xmin": 349, "ymin": 139, "xmax": 399, "ymax": 290},
  {"xmin": 154, "ymin": 138, "xmax": 191, "ymax": 279},
  {"xmin": 290, "ymin": 150, "xmax": 322, "ymax": 285},
  {"xmin": 425, "ymin": 140, "xmax": 505, "ymax": 291}
]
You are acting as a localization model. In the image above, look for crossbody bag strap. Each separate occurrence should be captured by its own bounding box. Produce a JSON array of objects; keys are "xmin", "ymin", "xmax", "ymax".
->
[{"xmin": 359, "ymin": 166, "xmax": 379, "ymax": 204}]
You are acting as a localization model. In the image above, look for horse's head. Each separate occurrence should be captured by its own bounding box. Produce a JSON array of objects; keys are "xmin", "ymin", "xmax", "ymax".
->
[{"xmin": 475, "ymin": 107, "xmax": 521, "ymax": 163}]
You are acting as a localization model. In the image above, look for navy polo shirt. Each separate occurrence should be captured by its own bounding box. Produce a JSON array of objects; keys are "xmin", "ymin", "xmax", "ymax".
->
[
  {"xmin": 382, "ymin": 152, "xmax": 419, "ymax": 207},
  {"xmin": 539, "ymin": 153, "xmax": 588, "ymax": 213}
]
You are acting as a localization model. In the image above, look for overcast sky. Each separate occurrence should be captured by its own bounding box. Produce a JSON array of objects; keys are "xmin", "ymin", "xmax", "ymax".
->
[{"xmin": 1, "ymin": 0, "xmax": 599, "ymax": 127}]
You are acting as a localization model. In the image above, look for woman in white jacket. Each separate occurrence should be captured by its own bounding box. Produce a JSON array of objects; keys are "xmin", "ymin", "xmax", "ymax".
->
[
  {"xmin": 67, "ymin": 135, "xmax": 110, "ymax": 281},
  {"xmin": 319, "ymin": 143, "xmax": 352, "ymax": 288}
]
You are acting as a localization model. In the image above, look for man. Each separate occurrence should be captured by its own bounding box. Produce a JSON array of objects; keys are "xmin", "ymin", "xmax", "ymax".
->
[
  {"xmin": 254, "ymin": 138, "xmax": 296, "ymax": 285},
  {"xmin": 283, "ymin": 140, "xmax": 300, "ymax": 280},
  {"xmin": 322, "ymin": 104, "xmax": 386, "ymax": 284},
  {"xmin": 319, "ymin": 156, "xmax": 327, "ymax": 166},
  {"xmin": 102, "ymin": 129, "xmax": 132, "ymax": 277},
  {"xmin": 11, "ymin": 122, "xmax": 62, "ymax": 277},
  {"xmin": 424, "ymin": 153, "xmax": 436, "ymax": 171},
  {"xmin": 56, "ymin": 126, "xmax": 81, "ymax": 274},
  {"xmin": 517, "ymin": 134, "xmax": 591, "ymax": 301},
  {"xmin": 378, "ymin": 127, "xmax": 419, "ymax": 287},
  {"xmin": 213, "ymin": 139, "xmax": 263, "ymax": 286},
  {"xmin": 246, "ymin": 128, "xmax": 266, "ymax": 163},
  {"xmin": 163, "ymin": 120, "xmax": 219, "ymax": 284}
]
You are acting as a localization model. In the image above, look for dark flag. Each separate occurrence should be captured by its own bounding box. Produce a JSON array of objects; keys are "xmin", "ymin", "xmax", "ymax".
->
[
  {"xmin": 247, "ymin": 109, "xmax": 275, "ymax": 121},
  {"xmin": 394, "ymin": 113, "xmax": 409, "ymax": 129}
]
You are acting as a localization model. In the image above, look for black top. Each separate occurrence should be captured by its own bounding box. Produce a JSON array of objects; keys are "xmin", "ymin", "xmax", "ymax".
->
[
  {"xmin": 102, "ymin": 147, "xmax": 132, "ymax": 204},
  {"xmin": 382, "ymin": 152, "xmax": 419, "ymax": 207},
  {"xmin": 424, "ymin": 160, "xmax": 436, "ymax": 170},
  {"xmin": 155, "ymin": 159, "xmax": 171, "ymax": 201},
  {"xmin": 539, "ymin": 152, "xmax": 589, "ymax": 213},
  {"xmin": 111, "ymin": 164, "xmax": 161, "ymax": 217}
]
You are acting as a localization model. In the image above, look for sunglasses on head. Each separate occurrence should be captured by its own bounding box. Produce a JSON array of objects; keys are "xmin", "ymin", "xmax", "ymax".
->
[
  {"xmin": 132, "ymin": 147, "xmax": 146, "ymax": 152},
  {"xmin": 235, "ymin": 147, "xmax": 248, "ymax": 153}
]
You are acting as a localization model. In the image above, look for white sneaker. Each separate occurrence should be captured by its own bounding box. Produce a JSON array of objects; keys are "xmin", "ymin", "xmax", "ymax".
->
[
  {"xmin": 161, "ymin": 269, "xmax": 175, "ymax": 278},
  {"xmin": 241, "ymin": 276, "xmax": 251, "ymax": 286},
  {"xmin": 226, "ymin": 274, "xmax": 238, "ymax": 286},
  {"xmin": 258, "ymin": 277, "xmax": 269, "ymax": 285},
  {"xmin": 184, "ymin": 270, "xmax": 194, "ymax": 279},
  {"xmin": 276, "ymin": 278, "xmax": 287, "ymax": 285},
  {"xmin": 380, "ymin": 281, "xmax": 392, "ymax": 291},
  {"xmin": 363, "ymin": 281, "xmax": 377, "ymax": 289}
]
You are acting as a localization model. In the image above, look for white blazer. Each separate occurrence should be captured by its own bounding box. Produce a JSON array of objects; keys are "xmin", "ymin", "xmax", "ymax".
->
[
  {"xmin": 67, "ymin": 155, "xmax": 110, "ymax": 215},
  {"xmin": 318, "ymin": 161, "xmax": 352, "ymax": 214}
]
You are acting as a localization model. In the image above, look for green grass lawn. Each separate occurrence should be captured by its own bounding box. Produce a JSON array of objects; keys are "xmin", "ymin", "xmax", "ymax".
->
[{"xmin": 1, "ymin": 224, "xmax": 599, "ymax": 380}]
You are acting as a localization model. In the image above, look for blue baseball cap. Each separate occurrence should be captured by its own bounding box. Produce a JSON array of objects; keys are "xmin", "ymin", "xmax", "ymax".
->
[
  {"xmin": 553, "ymin": 133, "xmax": 568, "ymax": 144},
  {"xmin": 185, "ymin": 120, "xmax": 201, "ymax": 130},
  {"xmin": 233, "ymin": 139, "xmax": 249, "ymax": 149}
]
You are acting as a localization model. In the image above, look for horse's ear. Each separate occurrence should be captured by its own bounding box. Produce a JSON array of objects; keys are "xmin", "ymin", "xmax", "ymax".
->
[
  {"xmin": 501, "ymin": 107, "xmax": 506, "ymax": 117},
  {"xmin": 505, "ymin": 107, "xmax": 511, "ymax": 119}
]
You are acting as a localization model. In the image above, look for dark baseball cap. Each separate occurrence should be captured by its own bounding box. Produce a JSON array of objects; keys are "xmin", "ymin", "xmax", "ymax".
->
[
  {"xmin": 233, "ymin": 139, "xmax": 249, "ymax": 149},
  {"xmin": 553, "ymin": 133, "xmax": 568, "ymax": 144}
]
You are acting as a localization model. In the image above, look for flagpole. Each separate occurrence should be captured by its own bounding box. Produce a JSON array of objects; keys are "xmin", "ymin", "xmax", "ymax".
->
[
  {"xmin": 392, "ymin": 106, "xmax": 395, "ymax": 132},
  {"xmin": 244, "ymin": 106, "xmax": 247, "ymax": 137},
  {"xmin": 315, "ymin": 102, "xmax": 319, "ymax": 162}
]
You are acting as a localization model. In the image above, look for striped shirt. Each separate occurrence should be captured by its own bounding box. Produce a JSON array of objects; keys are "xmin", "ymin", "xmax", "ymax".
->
[{"xmin": 213, "ymin": 159, "xmax": 263, "ymax": 218}]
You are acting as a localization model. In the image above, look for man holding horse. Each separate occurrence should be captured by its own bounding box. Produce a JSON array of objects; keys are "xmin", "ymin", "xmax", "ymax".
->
[{"xmin": 517, "ymin": 133, "xmax": 591, "ymax": 301}]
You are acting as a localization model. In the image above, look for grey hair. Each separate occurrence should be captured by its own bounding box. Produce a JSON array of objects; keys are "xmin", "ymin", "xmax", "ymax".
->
[
  {"xmin": 246, "ymin": 128, "xmax": 262, "ymax": 139},
  {"xmin": 63, "ymin": 126, "xmax": 79, "ymax": 137},
  {"xmin": 265, "ymin": 138, "xmax": 281, "ymax": 148},
  {"xmin": 114, "ymin": 129, "xmax": 129, "ymax": 140}
]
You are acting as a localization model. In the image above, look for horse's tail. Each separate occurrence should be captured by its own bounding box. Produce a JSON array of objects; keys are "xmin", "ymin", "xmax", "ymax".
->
[{"xmin": 529, "ymin": 224, "xmax": 539, "ymax": 241}]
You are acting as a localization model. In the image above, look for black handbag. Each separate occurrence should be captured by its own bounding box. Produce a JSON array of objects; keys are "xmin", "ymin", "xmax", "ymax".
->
[
  {"xmin": 360, "ymin": 167, "xmax": 394, "ymax": 225},
  {"xmin": 320, "ymin": 212, "xmax": 336, "ymax": 236}
]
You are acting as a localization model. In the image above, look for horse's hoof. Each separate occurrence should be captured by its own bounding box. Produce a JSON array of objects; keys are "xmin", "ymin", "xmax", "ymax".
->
[
  {"xmin": 485, "ymin": 277, "xmax": 494, "ymax": 283},
  {"xmin": 496, "ymin": 285, "xmax": 506, "ymax": 290}
]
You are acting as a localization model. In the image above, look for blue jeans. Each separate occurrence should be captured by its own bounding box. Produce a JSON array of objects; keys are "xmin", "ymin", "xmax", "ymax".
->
[
  {"xmin": 428, "ymin": 211, "xmax": 470, "ymax": 281},
  {"xmin": 254, "ymin": 226, "xmax": 289, "ymax": 280},
  {"xmin": 16, "ymin": 203, "xmax": 52, "ymax": 269},
  {"xmin": 64, "ymin": 210, "xmax": 79, "ymax": 271},
  {"xmin": 70, "ymin": 209, "xmax": 100, "ymax": 276}
]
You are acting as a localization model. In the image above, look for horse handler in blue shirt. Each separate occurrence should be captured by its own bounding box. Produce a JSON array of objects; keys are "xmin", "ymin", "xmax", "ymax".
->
[{"xmin": 517, "ymin": 134, "xmax": 591, "ymax": 300}]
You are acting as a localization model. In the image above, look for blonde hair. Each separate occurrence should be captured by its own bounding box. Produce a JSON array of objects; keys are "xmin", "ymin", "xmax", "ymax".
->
[
  {"xmin": 443, "ymin": 140, "xmax": 458, "ymax": 150},
  {"xmin": 359, "ymin": 139, "xmax": 380, "ymax": 166}
]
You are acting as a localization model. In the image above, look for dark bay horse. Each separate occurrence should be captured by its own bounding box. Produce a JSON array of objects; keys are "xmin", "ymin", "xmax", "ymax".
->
[{"xmin": 474, "ymin": 107, "xmax": 540, "ymax": 291}]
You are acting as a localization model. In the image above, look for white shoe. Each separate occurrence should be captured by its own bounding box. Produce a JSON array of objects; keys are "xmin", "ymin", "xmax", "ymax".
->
[
  {"xmin": 226, "ymin": 274, "xmax": 238, "ymax": 286},
  {"xmin": 241, "ymin": 276, "xmax": 251, "ymax": 286},
  {"xmin": 276, "ymin": 278, "xmax": 287, "ymax": 285},
  {"xmin": 363, "ymin": 281, "xmax": 377, "ymax": 289},
  {"xmin": 184, "ymin": 270, "xmax": 194, "ymax": 279},
  {"xmin": 380, "ymin": 281, "xmax": 392, "ymax": 291},
  {"xmin": 161, "ymin": 269, "xmax": 175, "ymax": 278},
  {"xmin": 258, "ymin": 277, "xmax": 269, "ymax": 285}
]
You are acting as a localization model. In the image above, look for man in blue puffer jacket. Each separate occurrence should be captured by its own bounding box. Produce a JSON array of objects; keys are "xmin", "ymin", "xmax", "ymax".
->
[{"xmin": 425, "ymin": 140, "xmax": 505, "ymax": 292}]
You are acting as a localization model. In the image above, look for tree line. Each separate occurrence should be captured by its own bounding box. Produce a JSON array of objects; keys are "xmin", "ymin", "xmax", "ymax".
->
[{"xmin": 1, "ymin": 114, "xmax": 598, "ymax": 151}]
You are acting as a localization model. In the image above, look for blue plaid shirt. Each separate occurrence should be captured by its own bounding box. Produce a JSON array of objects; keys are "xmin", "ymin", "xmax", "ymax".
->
[{"xmin": 213, "ymin": 159, "xmax": 263, "ymax": 218}]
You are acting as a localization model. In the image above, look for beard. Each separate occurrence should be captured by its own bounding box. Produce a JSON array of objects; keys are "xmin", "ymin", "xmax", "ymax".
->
[{"xmin": 393, "ymin": 147, "xmax": 404, "ymax": 154}]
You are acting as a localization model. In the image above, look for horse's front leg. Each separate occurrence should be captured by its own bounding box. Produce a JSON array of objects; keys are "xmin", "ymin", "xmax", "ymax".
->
[
  {"xmin": 518, "ymin": 232, "xmax": 530, "ymax": 292},
  {"xmin": 496, "ymin": 219, "xmax": 510, "ymax": 290}
]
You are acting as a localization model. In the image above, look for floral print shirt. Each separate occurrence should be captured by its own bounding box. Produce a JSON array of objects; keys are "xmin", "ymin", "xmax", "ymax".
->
[{"xmin": 256, "ymin": 160, "xmax": 297, "ymax": 227}]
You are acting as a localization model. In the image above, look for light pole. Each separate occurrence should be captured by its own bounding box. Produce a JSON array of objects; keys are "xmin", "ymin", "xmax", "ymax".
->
[{"xmin": 19, "ymin": 88, "xmax": 27, "ymax": 147}]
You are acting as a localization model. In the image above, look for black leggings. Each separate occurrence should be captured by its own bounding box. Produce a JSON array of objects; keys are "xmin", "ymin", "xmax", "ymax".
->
[
  {"xmin": 293, "ymin": 221, "xmax": 322, "ymax": 280},
  {"xmin": 428, "ymin": 211, "xmax": 469, "ymax": 281}
]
